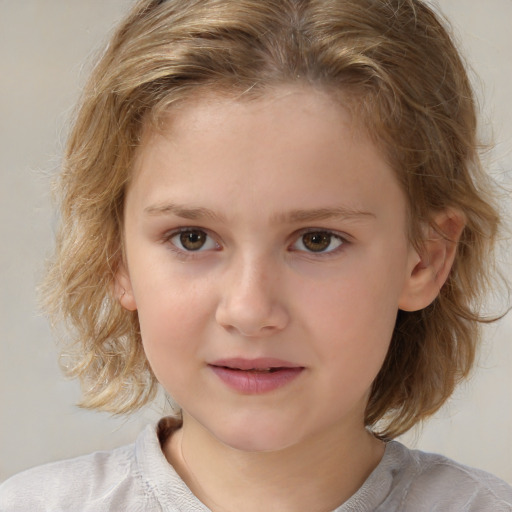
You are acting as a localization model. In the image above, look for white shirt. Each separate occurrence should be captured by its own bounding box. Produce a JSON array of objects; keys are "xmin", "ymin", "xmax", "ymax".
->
[{"xmin": 1, "ymin": 418, "xmax": 511, "ymax": 511}]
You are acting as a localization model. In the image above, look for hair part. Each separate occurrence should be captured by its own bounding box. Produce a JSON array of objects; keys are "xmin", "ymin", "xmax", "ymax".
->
[{"xmin": 42, "ymin": 0, "xmax": 501, "ymax": 438}]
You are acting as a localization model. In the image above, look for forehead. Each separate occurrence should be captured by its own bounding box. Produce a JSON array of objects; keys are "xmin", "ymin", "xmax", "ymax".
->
[
  {"xmin": 128, "ymin": 86, "xmax": 407, "ymax": 229},
  {"xmin": 146, "ymin": 84, "xmax": 369, "ymax": 142},
  {"xmin": 137, "ymin": 85, "xmax": 370, "ymax": 176}
]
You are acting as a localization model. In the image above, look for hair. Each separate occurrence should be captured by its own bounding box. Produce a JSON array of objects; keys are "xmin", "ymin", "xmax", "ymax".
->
[{"xmin": 42, "ymin": 0, "xmax": 501, "ymax": 439}]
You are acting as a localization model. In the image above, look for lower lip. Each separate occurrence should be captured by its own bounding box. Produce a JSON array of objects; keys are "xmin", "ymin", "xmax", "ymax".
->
[{"xmin": 209, "ymin": 366, "xmax": 304, "ymax": 394}]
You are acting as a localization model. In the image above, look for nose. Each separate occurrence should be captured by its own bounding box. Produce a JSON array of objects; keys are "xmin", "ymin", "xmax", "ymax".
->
[{"xmin": 215, "ymin": 254, "xmax": 289, "ymax": 337}]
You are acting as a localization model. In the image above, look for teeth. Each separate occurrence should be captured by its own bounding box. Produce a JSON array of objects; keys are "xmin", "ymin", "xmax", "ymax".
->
[
  {"xmin": 223, "ymin": 366, "xmax": 280, "ymax": 373},
  {"xmin": 229, "ymin": 367, "xmax": 274, "ymax": 373}
]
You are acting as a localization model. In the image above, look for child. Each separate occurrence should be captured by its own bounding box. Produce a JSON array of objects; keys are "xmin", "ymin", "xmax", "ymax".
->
[{"xmin": 1, "ymin": 0, "xmax": 511, "ymax": 510}]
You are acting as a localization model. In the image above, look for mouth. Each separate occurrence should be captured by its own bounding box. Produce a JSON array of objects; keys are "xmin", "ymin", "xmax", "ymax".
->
[
  {"xmin": 209, "ymin": 357, "xmax": 302, "ymax": 371},
  {"xmin": 208, "ymin": 358, "xmax": 304, "ymax": 393},
  {"xmin": 214, "ymin": 367, "xmax": 285, "ymax": 374}
]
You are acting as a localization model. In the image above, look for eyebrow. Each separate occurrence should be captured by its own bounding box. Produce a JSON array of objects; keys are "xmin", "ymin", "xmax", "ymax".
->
[
  {"xmin": 273, "ymin": 207, "xmax": 376, "ymax": 223},
  {"xmin": 144, "ymin": 203, "xmax": 226, "ymax": 222},
  {"xmin": 144, "ymin": 203, "xmax": 375, "ymax": 223}
]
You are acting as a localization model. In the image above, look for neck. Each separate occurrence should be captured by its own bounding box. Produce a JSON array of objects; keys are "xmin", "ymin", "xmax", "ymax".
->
[{"xmin": 163, "ymin": 414, "xmax": 384, "ymax": 512}]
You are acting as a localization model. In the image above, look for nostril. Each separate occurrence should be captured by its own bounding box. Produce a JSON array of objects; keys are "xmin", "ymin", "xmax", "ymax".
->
[
  {"xmin": 215, "ymin": 298, "xmax": 289, "ymax": 337},
  {"xmin": 214, "ymin": 263, "xmax": 289, "ymax": 336}
]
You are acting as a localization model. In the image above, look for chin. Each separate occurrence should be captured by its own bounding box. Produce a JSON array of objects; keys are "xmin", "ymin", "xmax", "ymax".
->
[
  {"xmin": 220, "ymin": 431, "xmax": 294, "ymax": 453},
  {"xmin": 210, "ymin": 416, "xmax": 302, "ymax": 453}
]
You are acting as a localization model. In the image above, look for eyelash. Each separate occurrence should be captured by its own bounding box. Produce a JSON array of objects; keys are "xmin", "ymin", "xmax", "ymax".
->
[
  {"xmin": 289, "ymin": 229, "xmax": 348, "ymax": 256},
  {"xmin": 163, "ymin": 227, "xmax": 349, "ymax": 258},
  {"xmin": 164, "ymin": 227, "xmax": 221, "ymax": 257}
]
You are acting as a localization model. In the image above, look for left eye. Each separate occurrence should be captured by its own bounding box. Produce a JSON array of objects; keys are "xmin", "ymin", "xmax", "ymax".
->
[
  {"xmin": 169, "ymin": 229, "xmax": 218, "ymax": 252},
  {"xmin": 291, "ymin": 231, "xmax": 344, "ymax": 253}
]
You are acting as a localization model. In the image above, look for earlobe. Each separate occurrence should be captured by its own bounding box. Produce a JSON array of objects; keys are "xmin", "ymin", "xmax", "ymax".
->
[
  {"xmin": 114, "ymin": 262, "xmax": 137, "ymax": 311},
  {"xmin": 399, "ymin": 209, "xmax": 466, "ymax": 312}
]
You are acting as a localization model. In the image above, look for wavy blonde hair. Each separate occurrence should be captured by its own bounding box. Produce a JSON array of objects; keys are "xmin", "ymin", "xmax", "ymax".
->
[{"xmin": 42, "ymin": 0, "xmax": 501, "ymax": 438}]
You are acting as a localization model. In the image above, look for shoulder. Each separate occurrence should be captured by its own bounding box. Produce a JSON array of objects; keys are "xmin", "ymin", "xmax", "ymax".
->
[
  {"xmin": 385, "ymin": 441, "xmax": 512, "ymax": 511},
  {"xmin": 0, "ymin": 434, "xmax": 155, "ymax": 512}
]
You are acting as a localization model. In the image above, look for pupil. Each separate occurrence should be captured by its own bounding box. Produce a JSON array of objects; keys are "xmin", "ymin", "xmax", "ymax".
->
[
  {"xmin": 180, "ymin": 230, "xmax": 206, "ymax": 250},
  {"xmin": 303, "ymin": 232, "xmax": 330, "ymax": 252}
]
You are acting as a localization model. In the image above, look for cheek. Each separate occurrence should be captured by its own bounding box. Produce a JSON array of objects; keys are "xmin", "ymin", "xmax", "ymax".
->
[
  {"xmin": 133, "ymin": 259, "xmax": 212, "ymax": 327},
  {"xmin": 303, "ymin": 261, "xmax": 401, "ymax": 331},
  {"xmin": 133, "ymin": 275, "xmax": 212, "ymax": 372},
  {"xmin": 298, "ymin": 257, "xmax": 402, "ymax": 370},
  {"xmin": 137, "ymin": 300, "xmax": 201, "ymax": 401},
  {"xmin": 316, "ymin": 293, "xmax": 396, "ymax": 371}
]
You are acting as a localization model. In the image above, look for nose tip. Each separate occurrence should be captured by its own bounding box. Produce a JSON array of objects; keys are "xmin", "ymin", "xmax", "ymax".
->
[
  {"xmin": 216, "ymin": 296, "xmax": 289, "ymax": 337},
  {"xmin": 215, "ymin": 267, "xmax": 289, "ymax": 337},
  {"xmin": 235, "ymin": 323, "xmax": 283, "ymax": 338}
]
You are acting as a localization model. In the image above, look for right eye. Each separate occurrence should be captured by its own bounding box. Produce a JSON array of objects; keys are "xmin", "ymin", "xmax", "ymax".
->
[{"xmin": 169, "ymin": 229, "xmax": 218, "ymax": 252}]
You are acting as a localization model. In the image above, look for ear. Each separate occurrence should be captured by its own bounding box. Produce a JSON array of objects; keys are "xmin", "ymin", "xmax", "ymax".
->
[
  {"xmin": 114, "ymin": 261, "xmax": 137, "ymax": 312},
  {"xmin": 399, "ymin": 209, "xmax": 466, "ymax": 312}
]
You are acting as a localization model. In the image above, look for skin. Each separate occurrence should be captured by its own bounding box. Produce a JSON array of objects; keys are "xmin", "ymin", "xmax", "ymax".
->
[{"xmin": 116, "ymin": 86, "xmax": 460, "ymax": 512}]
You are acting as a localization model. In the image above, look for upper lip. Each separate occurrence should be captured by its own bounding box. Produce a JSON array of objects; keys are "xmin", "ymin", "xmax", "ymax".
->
[{"xmin": 209, "ymin": 358, "xmax": 302, "ymax": 370}]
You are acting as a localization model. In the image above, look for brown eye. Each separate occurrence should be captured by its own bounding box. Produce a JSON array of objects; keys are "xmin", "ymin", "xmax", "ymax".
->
[
  {"xmin": 302, "ymin": 232, "xmax": 332, "ymax": 252},
  {"xmin": 174, "ymin": 230, "xmax": 211, "ymax": 251},
  {"xmin": 293, "ymin": 231, "xmax": 344, "ymax": 253}
]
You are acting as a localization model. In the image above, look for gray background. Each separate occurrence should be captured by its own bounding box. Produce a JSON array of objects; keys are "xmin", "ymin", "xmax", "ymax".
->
[{"xmin": 1, "ymin": 1, "xmax": 511, "ymax": 483}]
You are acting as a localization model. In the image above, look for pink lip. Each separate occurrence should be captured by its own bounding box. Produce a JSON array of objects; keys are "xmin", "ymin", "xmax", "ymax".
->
[{"xmin": 209, "ymin": 358, "xmax": 304, "ymax": 394}]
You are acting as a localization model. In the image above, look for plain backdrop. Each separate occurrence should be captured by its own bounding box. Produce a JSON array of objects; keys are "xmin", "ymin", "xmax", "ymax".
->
[{"xmin": 1, "ymin": 0, "xmax": 511, "ymax": 484}]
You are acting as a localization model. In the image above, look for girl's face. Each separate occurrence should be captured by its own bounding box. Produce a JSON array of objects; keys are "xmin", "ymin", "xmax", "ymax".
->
[{"xmin": 118, "ymin": 87, "xmax": 421, "ymax": 452}]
